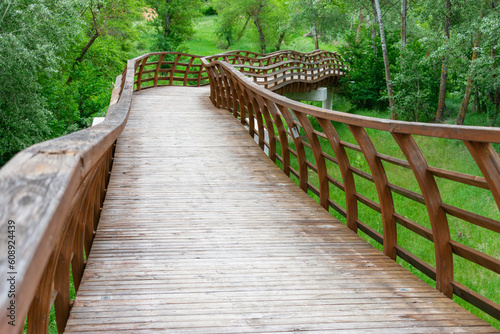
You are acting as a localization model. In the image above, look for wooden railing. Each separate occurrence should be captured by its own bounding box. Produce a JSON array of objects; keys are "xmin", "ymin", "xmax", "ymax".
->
[
  {"xmin": 203, "ymin": 50, "xmax": 344, "ymax": 94},
  {"xmin": 201, "ymin": 55, "xmax": 500, "ymax": 323},
  {"xmin": 0, "ymin": 52, "xmax": 207, "ymax": 334},
  {"xmin": 1, "ymin": 50, "xmax": 498, "ymax": 332},
  {"xmin": 132, "ymin": 52, "xmax": 209, "ymax": 91}
]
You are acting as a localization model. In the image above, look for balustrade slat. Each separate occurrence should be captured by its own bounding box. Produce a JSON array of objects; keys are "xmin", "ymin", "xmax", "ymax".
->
[
  {"xmin": 277, "ymin": 105, "xmax": 308, "ymax": 192},
  {"xmin": 264, "ymin": 100, "xmax": 291, "ymax": 176},
  {"xmin": 317, "ymin": 118, "xmax": 358, "ymax": 232},
  {"xmin": 441, "ymin": 203, "xmax": 500, "ymax": 233},
  {"xmin": 349, "ymin": 125, "xmax": 397, "ymax": 260},
  {"xmin": 392, "ymin": 133, "xmax": 453, "ymax": 298}
]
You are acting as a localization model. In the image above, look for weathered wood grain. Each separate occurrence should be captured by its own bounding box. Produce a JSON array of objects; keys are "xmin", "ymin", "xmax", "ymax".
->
[{"xmin": 65, "ymin": 86, "xmax": 496, "ymax": 333}]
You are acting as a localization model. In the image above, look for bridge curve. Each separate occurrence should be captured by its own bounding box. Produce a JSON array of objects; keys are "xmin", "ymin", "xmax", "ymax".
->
[{"xmin": 0, "ymin": 51, "xmax": 498, "ymax": 333}]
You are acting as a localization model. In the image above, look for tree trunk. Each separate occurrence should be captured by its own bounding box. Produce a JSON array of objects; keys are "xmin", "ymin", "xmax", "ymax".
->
[
  {"xmin": 165, "ymin": 0, "xmax": 171, "ymax": 36},
  {"xmin": 312, "ymin": 5, "xmax": 319, "ymax": 49},
  {"xmin": 236, "ymin": 15, "xmax": 251, "ymax": 42},
  {"xmin": 252, "ymin": 0, "xmax": 266, "ymax": 54},
  {"xmin": 66, "ymin": 31, "xmax": 99, "ymax": 84},
  {"xmin": 373, "ymin": 0, "xmax": 396, "ymax": 118},
  {"xmin": 275, "ymin": 31, "xmax": 286, "ymax": 51},
  {"xmin": 473, "ymin": 89, "xmax": 479, "ymax": 113},
  {"xmin": 456, "ymin": 0, "xmax": 485, "ymax": 125},
  {"xmin": 356, "ymin": 9, "xmax": 364, "ymax": 42},
  {"xmin": 435, "ymin": 0, "xmax": 452, "ymax": 122},
  {"xmin": 253, "ymin": 14, "xmax": 266, "ymax": 53},
  {"xmin": 401, "ymin": 0, "xmax": 407, "ymax": 48},
  {"xmin": 370, "ymin": 0, "xmax": 378, "ymax": 55}
]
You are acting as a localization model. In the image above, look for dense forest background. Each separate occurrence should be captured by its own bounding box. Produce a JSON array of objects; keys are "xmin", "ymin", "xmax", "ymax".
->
[{"xmin": 0, "ymin": 0, "xmax": 499, "ymax": 166}]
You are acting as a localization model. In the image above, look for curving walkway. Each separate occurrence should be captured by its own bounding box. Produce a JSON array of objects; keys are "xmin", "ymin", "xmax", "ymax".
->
[{"xmin": 64, "ymin": 86, "xmax": 496, "ymax": 333}]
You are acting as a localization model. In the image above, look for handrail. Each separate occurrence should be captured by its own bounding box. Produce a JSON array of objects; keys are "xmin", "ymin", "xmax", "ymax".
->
[
  {"xmin": 132, "ymin": 51, "xmax": 209, "ymax": 91},
  {"xmin": 0, "ymin": 52, "xmax": 207, "ymax": 333},
  {"xmin": 203, "ymin": 50, "xmax": 345, "ymax": 94},
  {"xmin": 201, "ymin": 55, "xmax": 500, "ymax": 323}
]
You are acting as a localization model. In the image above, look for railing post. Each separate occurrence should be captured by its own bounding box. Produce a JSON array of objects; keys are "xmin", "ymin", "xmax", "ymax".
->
[
  {"xmin": 317, "ymin": 118, "xmax": 358, "ymax": 232},
  {"xmin": 136, "ymin": 56, "xmax": 148, "ymax": 91},
  {"xmin": 254, "ymin": 94, "xmax": 277, "ymax": 162},
  {"xmin": 169, "ymin": 54, "xmax": 181, "ymax": 85},
  {"xmin": 277, "ymin": 105, "xmax": 309, "ymax": 192},
  {"xmin": 264, "ymin": 100, "xmax": 291, "ymax": 176},
  {"xmin": 349, "ymin": 125, "xmax": 397, "ymax": 260},
  {"xmin": 293, "ymin": 111, "xmax": 329, "ymax": 209},
  {"xmin": 154, "ymin": 54, "xmax": 166, "ymax": 87},
  {"xmin": 392, "ymin": 133, "xmax": 453, "ymax": 298}
]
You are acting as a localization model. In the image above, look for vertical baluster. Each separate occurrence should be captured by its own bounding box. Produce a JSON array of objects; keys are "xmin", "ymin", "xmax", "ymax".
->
[
  {"xmin": 220, "ymin": 66, "xmax": 230, "ymax": 110},
  {"xmin": 27, "ymin": 254, "xmax": 57, "ymax": 334},
  {"xmin": 235, "ymin": 78, "xmax": 247, "ymax": 124},
  {"xmin": 136, "ymin": 56, "xmax": 149, "ymax": 91},
  {"xmin": 317, "ymin": 118, "xmax": 358, "ymax": 232},
  {"xmin": 71, "ymin": 196, "xmax": 87, "ymax": 292},
  {"xmin": 54, "ymin": 209, "xmax": 79, "ymax": 333},
  {"xmin": 247, "ymin": 90, "xmax": 266, "ymax": 150},
  {"xmin": 169, "ymin": 54, "xmax": 181, "ymax": 85},
  {"xmin": 153, "ymin": 54, "xmax": 166, "ymax": 87},
  {"xmin": 227, "ymin": 71, "xmax": 240, "ymax": 118},
  {"xmin": 182, "ymin": 57, "xmax": 194, "ymax": 86},
  {"xmin": 242, "ymin": 88, "xmax": 255, "ymax": 138},
  {"xmin": 392, "ymin": 133, "xmax": 453, "ymax": 297},
  {"xmin": 277, "ymin": 105, "xmax": 308, "ymax": 192},
  {"xmin": 293, "ymin": 112, "xmax": 329, "ymax": 209},
  {"xmin": 348, "ymin": 125, "xmax": 397, "ymax": 260},
  {"xmin": 254, "ymin": 94, "xmax": 277, "ymax": 162},
  {"xmin": 264, "ymin": 100, "xmax": 291, "ymax": 176}
]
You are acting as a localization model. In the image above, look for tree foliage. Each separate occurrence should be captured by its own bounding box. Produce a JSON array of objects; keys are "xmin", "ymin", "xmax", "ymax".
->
[
  {"xmin": 213, "ymin": 0, "xmax": 289, "ymax": 52},
  {"xmin": 0, "ymin": 0, "xmax": 83, "ymax": 164},
  {"xmin": 145, "ymin": 0, "xmax": 202, "ymax": 51},
  {"xmin": 0, "ymin": 0, "xmax": 146, "ymax": 165}
]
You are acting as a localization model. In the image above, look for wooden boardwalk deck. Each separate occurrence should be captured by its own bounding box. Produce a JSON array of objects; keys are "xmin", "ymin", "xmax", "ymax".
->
[{"xmin": 65, "ymin": 86, "xmax": 496, "ymax": 333}]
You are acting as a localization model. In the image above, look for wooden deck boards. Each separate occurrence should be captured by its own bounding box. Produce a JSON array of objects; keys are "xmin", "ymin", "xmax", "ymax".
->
[{"xmin": 65, "ymin": 86, "xmax": 497, "ymax": 333}]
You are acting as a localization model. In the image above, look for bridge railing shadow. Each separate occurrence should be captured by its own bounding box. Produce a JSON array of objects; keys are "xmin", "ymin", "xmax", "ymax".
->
[{"xmin": 201, "ymin": 52, "xmax": 500, "ymax": 325}]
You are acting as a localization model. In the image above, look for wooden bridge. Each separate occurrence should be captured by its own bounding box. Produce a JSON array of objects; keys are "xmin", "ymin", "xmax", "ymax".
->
[{"xmin": 0, "ymin": 51, "xmax": 499, "ymax": 333}]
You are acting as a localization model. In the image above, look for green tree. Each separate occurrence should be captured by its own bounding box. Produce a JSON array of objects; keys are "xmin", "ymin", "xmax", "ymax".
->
[
  {"xmin": 338, "ymin": 27, "xmax": 399, "ymax": 110},
  {"xmin": 67, "ymin": 0, "xmax": 142, "ymax": 84},
  {"xmin": 213, "ymin": 0, "xmax": 290, "ymax": 53},
  {"xmin": 288, "ymin": 0, "xmax": 349, "ymax": 50},
  {"xmin": 146, "ymin": 0, "xmax": 203, "ymax": 51},
  {"xmin": 0, "ymin": 0, "xmax": 82, "ymax": 165}
]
